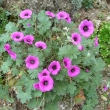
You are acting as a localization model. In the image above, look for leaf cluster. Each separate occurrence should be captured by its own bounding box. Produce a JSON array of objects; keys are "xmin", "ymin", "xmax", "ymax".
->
[{"xmin": 0, "ymin": 9, "xmax": 106, "ymax": 110}]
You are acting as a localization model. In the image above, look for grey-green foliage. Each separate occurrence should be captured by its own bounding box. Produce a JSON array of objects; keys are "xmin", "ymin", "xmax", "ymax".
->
[
  {"xmin": 71, "ymin": 0, "xmax": 83, "ymax": 10},
  {"xmin": 71, "ymin": 0, "xmax": 93, "ymax": 10},
  {"xmin": 0, "ymin": 9, "xmax": 105, "ymax": 110}
]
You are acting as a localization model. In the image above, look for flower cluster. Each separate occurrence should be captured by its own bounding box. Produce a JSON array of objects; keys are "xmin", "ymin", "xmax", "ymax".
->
[
  {"xmin": 46, "ymin": 11, "xmax": 71, "ymax": 23},
  {"xmin": 33, "ymin": 69, "xmax": 54, "ymax": 92},
  {"xmin": 63, "ymin": 57, "xmax": 80, "ymax": 77},
  {"xmin": 70, "ymin": 19, "xmax": 98, "ymax": 51},
  {"xmin": 4, "ymin": 9, "xmax": 99, "ymax": 93},
  {"xmin": 4, "ymin": 29, "xmax": 47, "ymax": 69},
  {"xmin": 1, "ymin": 8, "xmax": 105, "ymax": 110},
  {"xmin": 33, "ymin": 60, "xmax": 61, "ymax": 92}
]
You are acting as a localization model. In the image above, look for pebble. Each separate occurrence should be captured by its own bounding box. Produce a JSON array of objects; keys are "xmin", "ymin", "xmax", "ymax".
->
[
  {"xmin": 101, "ymin": 95, "xmax": 107, "ymax": 101},
  {"xmin": 106, "ymin": 16, "xmax": 110, "ymax": 21},
  {"xmin": 107, "ymin": 73, "xmax": 110, "ymax": 76}
]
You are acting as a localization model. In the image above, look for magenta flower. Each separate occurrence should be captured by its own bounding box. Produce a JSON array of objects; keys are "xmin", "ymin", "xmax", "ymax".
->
[
  {"xmin": 68, "ymin": 65, "xmax": 80, "ymax": 77},
  {"xmin": 25, "ymin": 55, "xmax": 39, "ymax": 69},
  {"xmin": 11, "ymin": 32, "xmax": 24, "ymax": 42},
  {"xmin": 56, "ymin": 11, "xmax": 68, "ymax": 20},
  {"xmin": 27, "ymin": 24, "xmax": 31, "ymax": 27},
  {"xmin": 103, "ymin": 86, "xmax": 108, "ymax": 91},
  {"xmin": 63, "ymin": 57, "xmax": 72, "ymax": 69},
  {"xmin": 71, "ymin": 33, "xmax": 81, "ymax": 45},
  {"xmin": 7, "ymin": 50, "xmax": 17, "ymax": 60},
  {"xmin": 48, "ymin": 61, "xmax": 61, "ymax": 75},
  {"xmin": 78, "ymin": 19, "xmax": 94, "ymax": 38},
  {"xmin": 94, "ymin": 36, "xmax": 98, "ymax": 47},
  {"xmin": 65, "ymin": 14, "xmax": 71, "ymax": 23},
  {"xmin": 38, "ymin": 69, "xmax": 50, "ymax": 80},
  {"xmin": 39, "ymin": 76, "xmax": 54, "ymax": 92},
  {"xmin": 33, "ymin": 83, "xmax": 40, "ymax": 90},
  {"xmin": 4, "ymin": 44, "xmax": 11, "ymax": 51},
  {"xmin": 20, "ymin": 9, "xmax": 32, "ymax": 19},
  {"xmin": 46, "ymin": 11, "xmax": 55, "ymax": 18},
  {"xmin": 35, "ymin": 41, "xmax": 47, "ymax": 50},
  {"xmin": 24, "ymin": 35, "xmax": 34, "ymax": 45},
  {"xmin": 86, "ymin": 69, "xmax": 89, "ymax": 73},
  {"xmin": 78, "ymin": 45, "xmax": 84, "ymax": 51}
]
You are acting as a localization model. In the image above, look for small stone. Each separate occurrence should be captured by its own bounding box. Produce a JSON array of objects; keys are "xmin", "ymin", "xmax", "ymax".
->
[
  {"xmin": 106, "ymin": 92, "xmax": 109, "ymax": 95},
  {"xmin": 99, "ymin": 91, "xmax": 102, "ymax": 94},
  {"xmin": 106, "ymin": 16, "xmax": 110, "ymax": 21},
  {"xmin": 101, "ymin": 95, "xmax": 107, "ymax": 101},
  {"xmin": 107, "ymin": 73, "xmax": 110, "ymax": 76}
]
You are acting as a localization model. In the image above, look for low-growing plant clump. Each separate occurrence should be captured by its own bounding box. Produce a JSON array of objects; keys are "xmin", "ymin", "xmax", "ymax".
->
[
  {"xmin": 0, "ymin": 9, "xmax": 105, "ymax": 110},
  {"xmin": 98, "ymin": 22, "xmax": 110, "ymax": 64}
]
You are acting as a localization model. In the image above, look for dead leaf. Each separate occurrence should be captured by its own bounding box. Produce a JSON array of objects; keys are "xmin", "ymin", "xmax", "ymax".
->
[{"xmin": 74, "ymin": 90, "xmax": 86, "ymax": 105}]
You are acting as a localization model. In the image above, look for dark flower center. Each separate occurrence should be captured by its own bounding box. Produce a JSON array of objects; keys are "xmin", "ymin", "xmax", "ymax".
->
[
  {"xmin": 83, "ymin": 26, "xmax": 88, "ymax": 32},
  {"xmin": 74, "ymin": 37, "xmax": 77, "ymax": 41},
  {"xmin": 16, "ymin": 36, "xmax": 20, "ymax": 39},
  {"xmin": 52, "ymin": 65, "xmax": 57, "ymax": 70},
  {"xmin": 30, "ymin": 60, "xmax": 35, "ymax": 64},
  {"xmin": 43, "ymin": 81, "xmax": 48, "ymax": 86},
  {"xmin": 64, "ymin": 61, "xmax": 67, "ymax": 66},
  {"xmin": 71, "ymin": 68, "xmax": 75, "ymax": 72},
  {"xmin": 25, "ymin": 13, "xmax": 29, "ymax": 16},
  {"xmin": 60, "ymin": 14, "xmax": 64, "ymax": 18},
  {"xmin": 38, "ymin": 46, "xmax": 43, "ymax": 49},
  {"xmin": 27, "ymin": 39, "xmax": 31, "ymax": 42},
  {"xmin": 43, "ymin": 73, "xmax": 47, "ymax": 76}
]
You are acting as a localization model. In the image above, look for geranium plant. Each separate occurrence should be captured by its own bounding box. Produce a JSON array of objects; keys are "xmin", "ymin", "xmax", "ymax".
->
[{"xmin": 0, "ymin": 9, "xmax": 105, "ymax": 110}]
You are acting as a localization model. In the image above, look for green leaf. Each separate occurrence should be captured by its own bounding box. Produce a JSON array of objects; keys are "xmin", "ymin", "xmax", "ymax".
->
[
  {"xmin": 5, "ymin": 22, "xmax": 18, "ymax": 32},
  {"xmin": 37, "ymin": 10, "xmax": 51, "ymax": 35},
  {"xmin": 79, "ymin": 70, "xmax": 92, "ymax": 82},
  {"xmin": 27, "ymin": 98, "xmax": 38, "ymax": 109},
  {"xmin": 32, "ymin": 90, "xmax": 42, "ymax": 97},
  {"xmin": 45, "ymin": 91, "xmax": 56, "ymax": 101},
  {"xmin": 43, "ymin": 48, "xmax": 51, "ymax": 57},
  {"xmin": 92, "ymin": 58, "xmax": 105, "ymax": 71},
  {"xmin": 52, "ymin": 27, "xmax": 61, "ymax": 32},
  {"xmin": 0, "ymin": 85, "xmax": 14, "ymax": 103},
  {"xmin": 15, "ymin": 75, "xmax": 36, "ymax": 91},
  {"xmin": 0, "ymin": 33, "xmax": 11, "ymax": 43},
  {"xmin": 54, "ymin": 69, "xmax": 67, "ymax": 81},
  {"xmin": 82, "ymin": 99, "xmax": 95, "ymax": 110},
  {"xmin": 0, "ymin": 43, "xmax": 5, "ymax": 53},
  {"xmin": 28, "ymin": 68, "xmax": 42, "ymax": 79},
  {"xmin": 24, "ymin": 27, "xmax": 35, "ymax": 35},
  {"xmin": 0, "ymin": 85, "xmax": 5, "ymax": 99},
  {"xmin": 17, "ymin": 90, "xmax": 32, "ymax": 103},
  {"xmin": 6, "ymin": 95, "xmax": 14, "ymax": 103},
  {"xmin": 54, "ymin": 81, "xmax": 67, "ymax": 96},
  {"xmin": 45, "ymin": 100, "xmax": 59, "ymax": 110},
  {"xmin": 16, "ymin": 59, "xmax": 23, "ymax": 67},
  {"xmin": 91, "ymin": 73, "xmax": 103, "ymax": 86},
  {"xmin": 11, "ymin": 66, "xmax": 20, "ymax": 76},
  {"xmin": 66, "ymin": 82, "xmax": 76, "ymax": 95},
  {"xmin": 87, "ymin": 89, "xmax": 98, "ymax": 99},
  {"xmin": 58, "ymin": 45, "xmax": 80, "ymax": 59},
  {"xmin": 37, "ymin": 10, "xmax": 48, "ymax": 22},
  {"xmin": 1, "ymin": 63, "xmax": 10, "ymax": 74}
]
